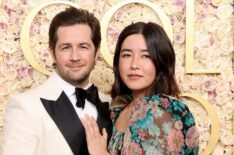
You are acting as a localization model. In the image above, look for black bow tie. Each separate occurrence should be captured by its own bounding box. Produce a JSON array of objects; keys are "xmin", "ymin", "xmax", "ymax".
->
[{"xmin": 75, "ymin": 84, "xmax": 100, "ymax": 109}]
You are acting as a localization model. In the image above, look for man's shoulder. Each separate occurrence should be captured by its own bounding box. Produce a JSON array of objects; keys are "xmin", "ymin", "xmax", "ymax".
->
[{"xmin": 10, "ymin": 74, "xmax": 60, "ymax": 100}]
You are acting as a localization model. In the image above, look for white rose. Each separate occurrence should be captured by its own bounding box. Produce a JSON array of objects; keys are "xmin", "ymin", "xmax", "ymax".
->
[
  {"xmin": 220, "ymin": 67, "xmax": 233, "ymax": 81},
  {"xmin": 211, "ymin": 0, "xmax": 222, "ymax": 6},
  {"xmin": 215, "ymin": 80, "xmax": 231, "ymax": 95},
  {"xmin": 201, "ymin": 76, "xmax": 217, "ymax": 91},
  {"xmin": 216, "ymin": 4, "xmax": 233, "ymax": 19},
  {"xmin": 0, "ymin": 81, "xmax": 16, "ymax": 96},
  {"xmin": 223, "ymin": 101, "xmax": 234, "ymax": 114},
  {"xmin": 216, "ymin": 20, "xmax": 232, "ymax": 33},
  {"xmin": 194, "ymin": 32, "xmax": 210, "ymax": 47},
  {"xmin": 224, "ymin": 145, "xmax": 234, "ymax": 154},
  {"xmin": 220, "ymin": 132, "xmax": 234, "ymax": 145},
  {"xmin": 2, "ymin": 68, "xmax": 18, "ymax": 80},
  {"xmin": 203, "ymin": 17, "xmax": 217, "ymax": 32},
  {"xmin": 2, "ymin": 42, "xmax": 18, "ymax": 54},
  {"xmin": 20, "ymin": 76, "xmax": 33, "ymax": 88},
  {"xmin": 220, "ymin": 37, "xmax": 234, "ymax": 55},
  {"xmin": 214, "ymin": 31, "xmax": 226, "ymax": 40}
]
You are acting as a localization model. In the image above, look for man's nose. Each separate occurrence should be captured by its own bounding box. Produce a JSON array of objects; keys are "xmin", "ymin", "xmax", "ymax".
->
[{"xmin": 70, "ymin": 49, "xmax": 81, "ymax": 61}]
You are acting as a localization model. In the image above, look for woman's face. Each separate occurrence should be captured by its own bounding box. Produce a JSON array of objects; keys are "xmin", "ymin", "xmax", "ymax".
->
[{"xmin": 118, "ymin": 34, "xmax": 156, "ymax": 99}]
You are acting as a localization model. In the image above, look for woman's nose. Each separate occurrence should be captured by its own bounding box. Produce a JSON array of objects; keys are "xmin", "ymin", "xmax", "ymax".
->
[{"xmin": 130, "ymin": 56, "xmax": 140, "ymax": 70}]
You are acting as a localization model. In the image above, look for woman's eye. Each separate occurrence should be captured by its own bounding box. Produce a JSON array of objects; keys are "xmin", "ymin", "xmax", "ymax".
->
[
  {"xmin": 122, "ymin": 54, "xmax": 131, "ymax": 57},
  {"xmin": 142, "ymin": 55, "xmax": 151, "ymax": 58},
  {"xmin": 120, "ymin": 51, "xmax": 131, "ymax": 57}
]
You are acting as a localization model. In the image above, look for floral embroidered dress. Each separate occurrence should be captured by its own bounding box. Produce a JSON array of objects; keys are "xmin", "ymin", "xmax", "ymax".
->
[{"xmin": 108, "ymin": 94, "xmax": 199, "ymax": 155}]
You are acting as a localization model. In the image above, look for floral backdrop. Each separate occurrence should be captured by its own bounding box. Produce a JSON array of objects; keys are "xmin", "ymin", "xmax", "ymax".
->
[{"xmin": 0, "ymin": 0, "xmax": 233, "ymax": 154}]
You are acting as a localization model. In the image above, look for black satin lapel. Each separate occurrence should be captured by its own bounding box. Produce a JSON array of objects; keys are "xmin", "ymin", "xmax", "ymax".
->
[
  {"xmin": 40, "ymin": 92, "xmax": 88, "ymax": 155},
  {"xmin": 96, "ymin": 102, "xmax": 113, "ymax": 143}
]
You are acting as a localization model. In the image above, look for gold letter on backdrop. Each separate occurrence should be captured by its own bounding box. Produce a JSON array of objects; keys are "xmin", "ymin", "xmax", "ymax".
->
[
  {"xmin": 185, "ymin": 1, "xmax": 220, "ymax": 74},
  {"xmin": 181, "ymin": 93, "xmax": 220, "ymax": 155},
  {"xmin": 20, "ymin": 1, "xmax": 80, "ymax": 75},
  {"xmin": 100, "ymin": 0, "xmax": 173, "ymax": 67}
]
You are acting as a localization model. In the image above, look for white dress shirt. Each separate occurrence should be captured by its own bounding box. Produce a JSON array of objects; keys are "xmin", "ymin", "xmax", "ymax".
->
[{"xmin": 54, "ymin": 73, "xmax": 98, "ymax": 120}]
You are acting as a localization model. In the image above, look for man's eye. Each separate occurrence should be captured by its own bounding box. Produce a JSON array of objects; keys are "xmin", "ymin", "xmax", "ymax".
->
[
  {"xmin": 61, "ymin": 46, "xmax": 69, "ymax": 50},
  {"xmin": 81, "ymin": 46, "xmax": 88, "ymax": 49}
]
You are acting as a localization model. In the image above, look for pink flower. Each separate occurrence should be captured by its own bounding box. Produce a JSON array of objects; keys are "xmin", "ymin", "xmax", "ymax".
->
[
  {"xmin": 167, "ymin": 129, "xmax": 184, "ymax": 154},
  {"xmin": 185, "ymin": 126, "xmax": 200, "ymax": 149},
  {"xmin": 174, "ymin": 0, "xmax": 185, "ymax": 7},
  {"xmin": 17, "ymin": 65, "xmax": 30, "ymax": 79},
  {"xmin": 202, "ymin": 0, "xmax": 211, "ymax": 4},
  {"xmin": 137, "ymin": 129, "xmax": 149, "ymax": 141},
  {"xmin": 20, "ymin": 0, "xmax": 28, "ymax": 4},
  {"xmin": 160, "ymin": 98, "xmax": 169, "ymax": 109},
  {"xmin": 110, "ymin": 111, "xmax": 116, "ymax": 119},
  {"xmin": 122, "ymin": 142, "xmax": 144, "ymax": 155},
  {"xmin": 0, "ymin": 22, "xmax": 8, "ymax": 29},
  {"xmin": 27, "ymin": 68, "xmax": 33, "ymax": 76},
  {"xmin": 209, "ymin": 36, "xmax": 216, "ymax": 46},
  {"xmin": 174, "ymin": 32, "xmax": 185, "ymax": 44},
  {"xmin": 174, "ymin": 120, "xmax": 183, "ymax": 130},
  {"xmin": 201, "ymin": 77, "xmax": 217, "ymax": 92},
  {"xmin": 207, "ymin": 91, "xmax": 216, "ymax": 101}
]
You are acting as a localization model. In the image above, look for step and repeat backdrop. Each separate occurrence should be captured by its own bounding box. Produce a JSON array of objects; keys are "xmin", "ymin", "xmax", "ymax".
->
[{"xmin": 0, "ymin": 0, "xmax": 233, "ymax": 154}]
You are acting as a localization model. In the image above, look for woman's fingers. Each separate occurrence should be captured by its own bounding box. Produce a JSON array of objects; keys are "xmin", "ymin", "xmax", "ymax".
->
[
  {"xmin": 90, "ymin": 117, "xmax": 99, "ymax": 138},
  {"xmin": 102, "ymin": 128, "xmax": 107, "ymax": 141},
  {"xmin": 80, "ymin": 114, "xmax": 109, "ymax": 155},
  {"xmin": 81, "ymin": 114, "xmax": 102, "ymax": 139}
]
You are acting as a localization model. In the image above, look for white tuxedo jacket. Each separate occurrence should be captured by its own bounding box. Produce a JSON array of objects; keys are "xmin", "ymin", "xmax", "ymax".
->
[{"xmin": 2, "ymin": 73, "xmax": 112, "ymax": 155}]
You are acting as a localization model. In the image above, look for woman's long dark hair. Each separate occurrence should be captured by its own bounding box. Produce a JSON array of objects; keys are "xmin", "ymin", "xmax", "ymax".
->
[{"xmin": 111, "ymin": 22, "xmax": 180, "ymax": 99}]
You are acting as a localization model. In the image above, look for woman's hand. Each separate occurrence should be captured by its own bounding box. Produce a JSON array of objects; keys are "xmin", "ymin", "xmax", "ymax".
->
[{"xmin": 81, "ymin": 114, "xmax": 110, "ymax": 155}]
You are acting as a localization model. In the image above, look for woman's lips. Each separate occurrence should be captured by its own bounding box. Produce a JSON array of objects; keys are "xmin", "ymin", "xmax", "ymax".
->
[{"xmin": 128, "ymin": 74, "xmax": 143, "ymax": 80}]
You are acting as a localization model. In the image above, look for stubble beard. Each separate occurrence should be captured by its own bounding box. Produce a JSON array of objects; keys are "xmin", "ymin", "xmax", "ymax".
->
[
  {"xmin": 56, "ymin": 68, "xmax": 91, "ymax": 87},
  {"xmin": 66, "ymin": 71, "xmax": 90, "ymax": 87}
]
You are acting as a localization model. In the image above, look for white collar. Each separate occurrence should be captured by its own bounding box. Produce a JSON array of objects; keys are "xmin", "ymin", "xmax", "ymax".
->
[{"xmin": 54, "ymin": 72, "xmax": 92, "ymax": 98}]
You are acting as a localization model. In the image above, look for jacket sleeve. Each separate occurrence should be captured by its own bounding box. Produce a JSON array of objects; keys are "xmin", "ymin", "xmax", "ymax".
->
[{"xmin": 2, "ymin": 96, "xmax": 39, "ymax": 155}]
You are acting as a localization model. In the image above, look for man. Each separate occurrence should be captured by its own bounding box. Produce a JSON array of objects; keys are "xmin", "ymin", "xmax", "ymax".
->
[{"xmin": 3, "ymin": 7, "xmax": 112, "ymax": 155}]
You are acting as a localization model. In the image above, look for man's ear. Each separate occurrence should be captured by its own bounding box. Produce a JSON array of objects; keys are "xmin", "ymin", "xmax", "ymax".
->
[
  {"xmin": 95, "ymin": 48, "xmax": 100, "ymax": 61},
  {"xmin": 49, "ymin": 48, "xmax": 56, "ymax": 62}
]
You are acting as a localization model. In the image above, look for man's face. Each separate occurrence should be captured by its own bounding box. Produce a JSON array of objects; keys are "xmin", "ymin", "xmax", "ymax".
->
[{"xmin": 50, "ymin": 24, "xmax": 99, "ymax": 88}]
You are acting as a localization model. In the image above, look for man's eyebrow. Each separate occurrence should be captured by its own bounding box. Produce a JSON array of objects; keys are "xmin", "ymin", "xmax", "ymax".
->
[
  {"xmin": 58, "ymin": 43, "xmax": 70, "ymax": 48},
  {"xmin": 79, "ymin": 42, "xmax": 91, "ymax": 47}
]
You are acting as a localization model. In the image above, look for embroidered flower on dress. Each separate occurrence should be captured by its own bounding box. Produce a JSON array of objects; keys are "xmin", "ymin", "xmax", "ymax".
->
[
  {"xmin": 167, "ymin": 129, "xmax": 184, "ymax": 154},
  {"xmin": 110, "ymin": 111, "xmax": 116, "ymax": 120},
  {"xmin": 160, "ymin": 97, "xmax": 170, "ymax": 109},
  {"xmin": 122, "ymin": 141, "xmax": 144, "ymax": 155},
  {"xmin": 174, "ymin": 120, "xmax": 183, "ymax": 130},
  {"xmin": 185, "ymin": 126, "xmax": 200, "ymax": 149},
  {"xmin": 137, "ymin": 128, "xmax": 149, "ymax": 141}
]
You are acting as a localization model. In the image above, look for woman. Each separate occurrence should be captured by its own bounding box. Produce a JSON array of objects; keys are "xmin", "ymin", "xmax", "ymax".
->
[{"xmin": 81, "ymin": 22, "xmax": 199, "ymax": 155}]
